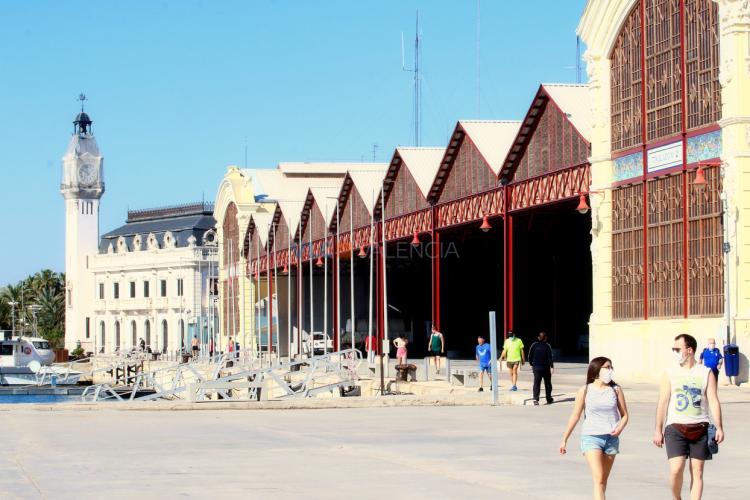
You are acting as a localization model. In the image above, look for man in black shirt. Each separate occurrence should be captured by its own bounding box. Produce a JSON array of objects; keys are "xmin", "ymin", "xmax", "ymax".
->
[{"xmin": 528, "ymin": 332, "xmax": 554, "ymax": 405}]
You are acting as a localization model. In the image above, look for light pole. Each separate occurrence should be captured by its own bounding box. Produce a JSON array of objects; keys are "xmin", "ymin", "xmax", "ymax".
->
[
  {"xmin": 27, "ymin": 304, "xmax": 42, "ymax": 337},
  {"xmin": 8, "ymin": 301, "xmax": 18, "ymax": 337}
]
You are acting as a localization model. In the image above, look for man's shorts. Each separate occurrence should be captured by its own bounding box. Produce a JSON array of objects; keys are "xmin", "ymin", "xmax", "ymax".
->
[
  {"xmin": 580, "ymin": 434, "xmax": 619, "ymax": 455},
  {"xmin": 506, "ymin": 361, "xmax": 520, "ymax": 368},
  {"xmin": 479, "ymin": 362, "xmax": 492, "ymax": 372},
  {"xmin": 665, "ymin": 424, "xmax": 711, "ymax": 460}
]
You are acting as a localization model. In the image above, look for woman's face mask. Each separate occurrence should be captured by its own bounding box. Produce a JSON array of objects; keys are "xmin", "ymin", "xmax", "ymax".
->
[{"xmin": 599, "ymin": 368, "xmax": 613, "ymax": 384}]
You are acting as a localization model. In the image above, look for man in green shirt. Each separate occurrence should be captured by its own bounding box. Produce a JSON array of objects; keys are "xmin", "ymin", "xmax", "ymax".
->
[{"xmin": 500, "ymin": 331, "xmax": 525, "ymax": 391}]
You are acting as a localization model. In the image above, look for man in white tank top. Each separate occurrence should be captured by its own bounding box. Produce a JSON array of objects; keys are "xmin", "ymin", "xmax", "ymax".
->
[{"xmin": 653, "ymin": 333, "xmax": 724, "ymax": 500}]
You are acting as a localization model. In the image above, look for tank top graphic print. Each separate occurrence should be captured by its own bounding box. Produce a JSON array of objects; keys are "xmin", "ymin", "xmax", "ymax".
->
[{"xmin": 666, "ymin": 363, "xmax": 710, "ymax": 426}]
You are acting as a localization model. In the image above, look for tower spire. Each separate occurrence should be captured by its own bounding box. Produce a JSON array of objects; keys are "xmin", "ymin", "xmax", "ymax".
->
[{"xmin": 73, "ymin": 94, "xmax": 92, "ymax": 135}]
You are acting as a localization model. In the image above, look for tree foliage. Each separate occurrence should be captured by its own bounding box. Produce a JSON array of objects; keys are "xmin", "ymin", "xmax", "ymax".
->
[{"xmin": 0, "ymin": 269, "xmax": 66, "ymax": 348}]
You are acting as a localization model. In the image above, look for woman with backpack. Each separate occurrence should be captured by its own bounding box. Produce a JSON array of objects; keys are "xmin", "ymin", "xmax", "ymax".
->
[{"xmin": 559, "ymin": 357, "xmax": 630, "ymax": 500}]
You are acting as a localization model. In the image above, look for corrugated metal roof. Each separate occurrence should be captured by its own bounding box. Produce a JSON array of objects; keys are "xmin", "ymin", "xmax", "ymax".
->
[
  {"xmin": 395, "ymin": 147, "xmax": 446, "ymax": 199},
  {"xmin": 348, "ymin": 167, "xmax": 388, "ymax": 215},
  {"xmin": 542, "ymin": 84, "xmax": 592, "ymax": 141},
  {"xmin": 309, "ymin": 185, "xmax": 344, "ymax": 223},
  {"xmin": 250, "ymin": 211, "xmax": 274, "ymax": 247},
  {"xmin": 278, "ymin": 162, "xmax": 387, "ymax": 175},
  {"xmin": 459, "ymin": 120, "xmax": 522, "ymax": 175}
]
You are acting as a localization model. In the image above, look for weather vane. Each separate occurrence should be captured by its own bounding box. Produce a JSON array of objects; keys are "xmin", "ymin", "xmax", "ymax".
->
[{"xmin": 78, "ymin": 93, "xmax": 87, "ymax": 112}]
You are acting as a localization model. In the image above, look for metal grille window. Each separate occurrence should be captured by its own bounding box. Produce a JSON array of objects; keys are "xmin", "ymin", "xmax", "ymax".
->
[
  {"xmin": 113, "ymin": 282, "xmax": 119, "ymax": 300},
  {"xmin": 177, "ymin": 278, "xmax": 184, "ymax": 297},
  {"xmin": 160, "ymin": 280, "xmax": 167, "ymax": 297},
  {"xmin": 647, "ymin": 174, "xmax": 684, "ymax": 318},
  {"xmin": 129, "ymin": 281, "xmax": 136, "ymax": 298},
  {"xmin": 612, "ymin": 184, "xmax": 645, "ymax": 320},
  {"xmin": 98, "ymin": 283, "xmax": 104, "ymax": 300},
  {"xmin": 688, "ymin": 166, "xmax": 723, "ymax": 316},
  {"xmin": 85, "ymin": 317, "xmax": 90, "ymax": 339},
  {"xmin": 610, "ymin": 5, "xmax": 642, "ymax": 152},
  {"xmin": 645, "ymin": 0, "xmax": 682, "ymax": 142},
  {"xmin": 684, "ymin": 0, "xmax": 720, "ymax": 130},
  {"xmin": 143, "ymin": 281, "xmax": 150, "ymax": 298}
]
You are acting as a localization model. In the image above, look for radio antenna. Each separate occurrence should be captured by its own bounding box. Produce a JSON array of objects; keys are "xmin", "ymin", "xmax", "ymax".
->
[{"xmin": 401, "ymin": 11, "xmax": 421, "ymax": 146}]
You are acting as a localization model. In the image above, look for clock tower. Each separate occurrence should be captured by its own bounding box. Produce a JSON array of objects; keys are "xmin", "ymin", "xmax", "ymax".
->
[{"xmin": 61, "ymin": 103, "xmax": 104, "ymax": 351}]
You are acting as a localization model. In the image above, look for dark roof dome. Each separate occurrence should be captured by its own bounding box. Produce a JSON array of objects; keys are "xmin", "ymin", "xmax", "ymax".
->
[{"xmin": 73, "ymin": 111, "xmax": 92, "ymax": 134}]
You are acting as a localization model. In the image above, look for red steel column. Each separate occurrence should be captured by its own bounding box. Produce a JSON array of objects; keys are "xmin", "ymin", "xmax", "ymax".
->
[
  {"xmin": 640, "ymin": 0, "xmax": 649, "ymax": 320},
  {"xmin": 267, "ymin": 253, "xmax": 273, "ymax": 356},
  {"xmin": 332, "ymin": 236, "xmax": 339, "ymax": 351},
  {"xmin": 679, "ymin": 0, "xmax": 689, "ymax": 318},
  {"xmin": 431, "ymin": 205, "xmax": 441, "ymax": 330},
  {"xmin": 296, "ymin": 246, "xmax": 303, "ymax": 357},
  {"xmin": 503, "ymin": 184, "xmax": 510, "ymax": 338}
]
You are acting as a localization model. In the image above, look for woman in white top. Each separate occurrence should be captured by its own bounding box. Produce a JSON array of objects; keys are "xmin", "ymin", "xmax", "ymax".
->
[{"xmin": 560, "ymin": 357, "xmax": 630, "ymax": 500}]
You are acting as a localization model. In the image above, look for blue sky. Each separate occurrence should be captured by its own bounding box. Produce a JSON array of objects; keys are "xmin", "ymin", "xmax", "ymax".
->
[{"xmin": 0, "ymin": 0, "xmax": 587, "ymax": 285}]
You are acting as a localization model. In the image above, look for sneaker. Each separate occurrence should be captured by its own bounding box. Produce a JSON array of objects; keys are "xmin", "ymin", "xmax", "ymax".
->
[
  {"xmin": 478, "ymin": 387, "xmax": 484, "ymax": 392},
  {"xmin": 533, "ymin": 400, "xmax": 539, "ymax": 406},
  {"xmin": 546, "ymin": 398, "xmax": 554, "ymax": 405},
  {"xmin": 511, "ymin": 385, "xmax": 517, "ymax": 391}
]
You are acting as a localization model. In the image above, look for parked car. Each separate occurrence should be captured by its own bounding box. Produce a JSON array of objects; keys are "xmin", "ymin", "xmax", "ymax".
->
[{"xmin": 312, "ymin": 332, "xmax": 334, "ymax": 355}]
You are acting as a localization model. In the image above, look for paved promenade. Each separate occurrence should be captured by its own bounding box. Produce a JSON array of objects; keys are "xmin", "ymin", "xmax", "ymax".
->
[{"xmin": 2, "ymin": 399, "xmax": 748, "ymax": 499}]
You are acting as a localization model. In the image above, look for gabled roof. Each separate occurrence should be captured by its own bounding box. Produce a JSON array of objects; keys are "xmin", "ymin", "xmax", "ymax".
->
[
  {"xmin": 542, "ymin": 84, "xmax": 592, "ymax": 140},
  {"xmin": 334, "ymin": 166, "xmax": 389, "ymax": 230},
  {"xmin": 498, "ymin": 84, "xmax": 592, "ymax": 182},
  {"xmin": 248, "ymin": 211, "xmax": 274, "ymax": 248},
  {"xmin": 428, "ymin": 120, "xmax": 521, "ymax": 202},
  {"xmin": 389, "ymin": 147, "xmax": 445, "ymax": 199},
  {"xmin": 300, "ymin": 185, "xmax": 343, "ymax": 238}
]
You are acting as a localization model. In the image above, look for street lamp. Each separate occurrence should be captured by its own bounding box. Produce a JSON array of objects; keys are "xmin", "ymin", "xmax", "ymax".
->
[
  {"xmin": 7, "ymin": 301, "xmax": 18, "ymax": 337},
  {"xmin": 27, "ymin": 304, "xmax": 42, "ymax": 337}
]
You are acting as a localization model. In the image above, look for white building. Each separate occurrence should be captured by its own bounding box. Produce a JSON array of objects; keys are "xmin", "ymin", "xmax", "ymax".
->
[{"xmin": 61, "ymin": 109, "xmax": 218, "ymax": 356}]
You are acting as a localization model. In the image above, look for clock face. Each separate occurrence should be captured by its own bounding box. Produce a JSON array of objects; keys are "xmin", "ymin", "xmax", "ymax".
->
[{"xmin": 78, "ymin": 163, "xmax": 97, "ymax": 185}]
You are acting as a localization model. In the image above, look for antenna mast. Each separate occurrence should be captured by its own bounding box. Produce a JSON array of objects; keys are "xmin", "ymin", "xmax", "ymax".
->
[
  {"xmin": 402, "ymin": 12, "xmax": 421, "ymax": 147},
  {"xmin": 414, "ymin": 12, "xmax": 420, "ymax": 146},
  {"xmin": 476, "ymin": 0, "xmax": 481, "ymax": 118}
]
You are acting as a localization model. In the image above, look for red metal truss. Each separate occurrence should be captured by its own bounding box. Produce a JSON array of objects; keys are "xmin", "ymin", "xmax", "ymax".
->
[
  {"xmin": 507, "ymin": 162, "xmax": 590, "ymax": 212},
  {"xmin": 435, "ymin": 186, "xmax": 504, "ymax": 229},
  {"xmin": 384, "ymin": 208, "xmax": 432, "ymax": 240},
  {"xmin": 248, "ymin": 163, "xmax": 590, "ymax": 272}
]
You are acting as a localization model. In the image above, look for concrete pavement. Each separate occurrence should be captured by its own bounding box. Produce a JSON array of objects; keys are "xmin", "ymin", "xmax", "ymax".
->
[{"xmin": 1, "ymin": 401, "xmax": 748, "ymax": 499}]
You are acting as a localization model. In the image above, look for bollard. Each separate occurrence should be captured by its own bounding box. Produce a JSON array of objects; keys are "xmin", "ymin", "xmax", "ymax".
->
[
  {"xmin": 444, "ymin": 356, "xmax": 451, "ymax": 381},
  {"xmin": 424, "ymin": 357, "xmax": 430, "ymax": 382}
]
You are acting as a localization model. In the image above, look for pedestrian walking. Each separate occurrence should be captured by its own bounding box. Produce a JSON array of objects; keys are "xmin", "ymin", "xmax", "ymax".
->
[
  {"xmin": 191, "ymin": 335, "xmax": 200, "ymax": 359},
  {"xmin": 560, "ymin": 357, "xmax": 629, "ymax": 500},
  {"xmin": 394, "ymin": 335, "xmax": 408, "ymax": 365},
  {"xmin": 428, "ymin": 327, "xmax": 444, "ymax": 374},
  {"xmin": 475, "ymin": 336, "xmax": 492, "ymax": 392},
  {"xmin": 528, "ymin": 332, "xmax": 554, "ymax": 405},
  {"xmin": 209, "ymin": 336, "xmax": 215, "ymax": 358},
  {"xmin": 653, "ymin": 333, "xmax": 724, "ymax": 500},
  {"xmin": 500, "ymin": 331, "xmax": 524, "ymax": 391},
  {"xmin": 364, "ymin": 334, "xmax": 377, "ymax": 366},
  {"xmin": 138, "ymin": 337, "xmax": 145, "ymax": 352},
  {"xmin": 699, "ymin": 337, "xmax": 723, "ymax": 381}
]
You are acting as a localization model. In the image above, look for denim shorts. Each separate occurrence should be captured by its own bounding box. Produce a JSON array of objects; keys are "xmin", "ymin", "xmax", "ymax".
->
[{"xmin": 580, "ymin": 434, "xmax": 620, "ymax": 455}]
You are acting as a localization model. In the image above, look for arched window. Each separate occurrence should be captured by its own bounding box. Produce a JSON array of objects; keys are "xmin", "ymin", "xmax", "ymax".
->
[
  {"xmin": 162, "ymin": 319, "xmax": 168, "ymax": 354},
  {"xmin": 131, "ymin": 320, "xmax": 137, "ymax": 347},
  {"xmin": 114, "ymin": 321, "xmax": 121, "ymax": 351},
  {"xmin": 609, "ymin": 0, "xmax": 722, "ymax": 320},
  {"xmin": 144, "ymin": 320, "xmax": 151, "ymax": 350},
  {"xmin": 99, "ymin": 321, "xmax": 106, "ymax": 354}
]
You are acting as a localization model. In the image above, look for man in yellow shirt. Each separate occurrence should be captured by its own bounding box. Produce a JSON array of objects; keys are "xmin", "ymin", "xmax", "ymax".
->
[{"xmin": 500, "ymin": 331, "xmax": 525, "ymax": 391}]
